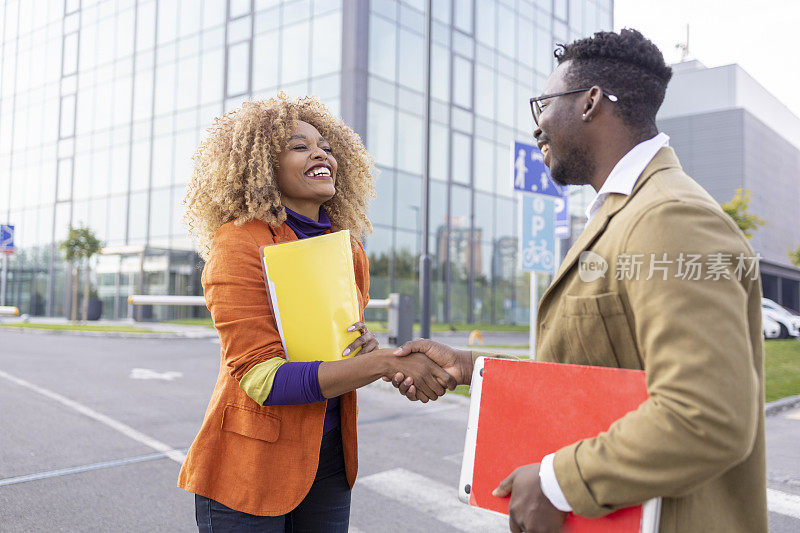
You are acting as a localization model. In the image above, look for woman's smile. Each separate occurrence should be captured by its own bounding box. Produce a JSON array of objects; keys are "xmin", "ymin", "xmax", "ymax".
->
[{"xmin": 305, "ymin": 163, "xmax": 333, "ymax": 180}]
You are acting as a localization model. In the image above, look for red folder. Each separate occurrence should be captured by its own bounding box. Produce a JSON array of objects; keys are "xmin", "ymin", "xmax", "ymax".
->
[{"xmin": 459, "ymin": 357, "xmax": 660, "ymax": 532}]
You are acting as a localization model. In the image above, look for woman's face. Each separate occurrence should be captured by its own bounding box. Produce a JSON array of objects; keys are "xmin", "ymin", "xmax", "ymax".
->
[{"xmin": 275, "ymin": 120, "xmax": 338, "ymax": 213}]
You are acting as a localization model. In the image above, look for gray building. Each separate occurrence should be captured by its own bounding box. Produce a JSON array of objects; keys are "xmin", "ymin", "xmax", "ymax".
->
[
  {"xmin": 0, "ymin": 0, "xmax": 613, "ymax": 323},
  {"xmin": 658, "ymin": 60, "xmax": 800, "ymax": 312}
]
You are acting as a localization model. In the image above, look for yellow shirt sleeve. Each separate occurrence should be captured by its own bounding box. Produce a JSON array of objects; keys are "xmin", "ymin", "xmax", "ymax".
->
[{"xmin": 239, "ymin": 358, "xmax": 287, "ymax": 405}]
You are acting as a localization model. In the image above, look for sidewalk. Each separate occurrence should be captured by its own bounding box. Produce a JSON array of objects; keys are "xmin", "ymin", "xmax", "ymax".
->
[
  {"xmin": 375, "ymin": 330, "xmax": 530, "ymax": 353},
  {"xmin": 0, "ymin": 316, "xmax": 218, "ymax": 339},
  {"xmin": 1, "ymin": 317, "xmax": 532, "ymax": 346}
]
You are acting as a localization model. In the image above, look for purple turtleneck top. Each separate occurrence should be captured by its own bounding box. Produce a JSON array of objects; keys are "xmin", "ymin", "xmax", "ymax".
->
[{"xmin": 263, "ymin": 206, "xmax": 341, "ymax": 434}]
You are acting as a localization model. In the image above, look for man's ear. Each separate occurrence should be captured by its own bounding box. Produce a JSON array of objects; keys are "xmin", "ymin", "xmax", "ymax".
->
[{"xmin": 581, "ymin": 86, "xmax": 604, "ymax": 122}]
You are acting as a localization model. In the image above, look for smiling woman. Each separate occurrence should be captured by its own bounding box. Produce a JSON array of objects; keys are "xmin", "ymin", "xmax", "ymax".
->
[
  {"xmin": 183, "ymin": 93, "xmax": 375, "ymax": 261},
  {"xmin": 179, "ymin": 93, "xmax": 455, "ymax": 532}
]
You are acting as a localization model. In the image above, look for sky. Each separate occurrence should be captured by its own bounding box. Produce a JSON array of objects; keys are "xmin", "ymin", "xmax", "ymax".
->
[{"xmin": 613, "ymin": 0, "xmax": 800, "ymax": 118}]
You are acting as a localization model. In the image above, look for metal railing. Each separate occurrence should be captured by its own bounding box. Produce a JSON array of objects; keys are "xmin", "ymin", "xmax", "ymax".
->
[
  {"xmin": 127, "ymin": 293, "xmax": 414, "ymax": 345},
  {"xmin": 0, "ymin": 305, "xmax": 19, "ymax": 316}
]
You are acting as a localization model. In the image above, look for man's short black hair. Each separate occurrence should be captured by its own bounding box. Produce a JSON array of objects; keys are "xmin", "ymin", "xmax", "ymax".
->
[{"xmin": 554, "ymin": 29, "xmax": 672, "ymax": 131}]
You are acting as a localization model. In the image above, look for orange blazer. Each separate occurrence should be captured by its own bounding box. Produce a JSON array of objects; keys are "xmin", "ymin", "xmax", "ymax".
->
[{"xmin": 177, "ymin": 219, "xmax": 370, "ymax": 516}]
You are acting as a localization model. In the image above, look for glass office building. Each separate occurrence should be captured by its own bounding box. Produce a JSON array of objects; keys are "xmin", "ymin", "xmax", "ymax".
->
[{"xmin": 0, "ymin": 0, "xmax": 612, "ymax": 322}]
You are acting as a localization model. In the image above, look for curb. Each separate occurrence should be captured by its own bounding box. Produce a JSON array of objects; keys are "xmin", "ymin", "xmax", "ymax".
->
[
  {"xmin": 0, "ymin": 326, "xmax": 215, "ymax": 340},
  {"xmin": 765, "ymin": 394, "xmax": 800, "ymax": 416}
]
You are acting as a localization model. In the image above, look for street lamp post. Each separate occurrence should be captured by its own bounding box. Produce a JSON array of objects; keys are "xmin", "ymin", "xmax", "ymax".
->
[{"xmin": 419, "ymin": 0, "xmax": 433, "ymax": 339}]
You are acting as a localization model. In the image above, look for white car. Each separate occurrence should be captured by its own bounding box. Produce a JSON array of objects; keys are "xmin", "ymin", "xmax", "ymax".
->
[
  {"xmin": 762, "ymin": 313, "xmax": 781, "ymax": 339},
  {"xmin": 761, "ymin": 298, "xmax": 800, "ymax": 339}
]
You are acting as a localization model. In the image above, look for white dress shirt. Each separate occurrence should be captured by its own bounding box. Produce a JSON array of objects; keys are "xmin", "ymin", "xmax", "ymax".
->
[
  {"xmin": 585, "ymin": 132, "xmax": 670, "ymax": 225},
  {"xmin": 538, "ymin": 131, "xmax": 670, "ymax": 513}
]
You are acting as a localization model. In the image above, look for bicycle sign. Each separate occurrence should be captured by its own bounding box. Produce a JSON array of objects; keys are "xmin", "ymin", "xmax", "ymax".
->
[{"xmin": 520, "ymin": 195, "xmax": 555, "ymax": 273}]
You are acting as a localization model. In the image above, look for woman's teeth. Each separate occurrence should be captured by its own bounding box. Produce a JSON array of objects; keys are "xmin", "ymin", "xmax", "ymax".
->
[{"xmin": 306, "ymin": 167, "xmax": 331, "ymax": 177}]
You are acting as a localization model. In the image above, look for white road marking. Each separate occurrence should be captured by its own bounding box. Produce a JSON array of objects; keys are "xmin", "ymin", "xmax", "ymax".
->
[
  {"xmin": 359, "ymin": 468, "xmax": 800, "ymax": 528},
  {"xmin": 130, "ymin": 368, "xmax": 183, "ymax": 381},
  {"xmin": 785, "ymin": 409, "xmax": 800, "ymax": 420},
  {"xmin": 359, "ymin": 468, "xmax": 507, "ymax": 532},
  {"xmin": 0, "ymin": 450, "xmax": 186, "ymax": 487},
  {"xmin": 768, "ymin": 488, "xmax": 800, "ymax": 520},
  {"xmin": 0, "ymin": 369, "xmax": 186, "ymax": 464},
  {"xmin": 443, "ymin": 451, "xmax": 464, "ymax": 465}
]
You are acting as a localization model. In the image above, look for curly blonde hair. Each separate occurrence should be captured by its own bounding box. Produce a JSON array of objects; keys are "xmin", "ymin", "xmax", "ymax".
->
[{"xmin": 184, "ymin": 93, "xmax": 376, "ymax": 260}]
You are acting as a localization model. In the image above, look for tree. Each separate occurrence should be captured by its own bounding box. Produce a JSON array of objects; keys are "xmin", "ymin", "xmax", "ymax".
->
[
  {"xmin": 790, "ymin": 244, "xmax": 800, "ymax": 268},
  {"xmin": 78, "ymin": 226, "xmax": 103, "ymax": 321},
  {"xmin": 60, "ymin": 225, "xmax": 83, "ymax": 321},
  {"xmin": 720, "ymin": 188, "xmax": 765, "ymax": 239},
  {"xmin": 59, "ymin": 224, "xmax": 103, "ymax": 321}
]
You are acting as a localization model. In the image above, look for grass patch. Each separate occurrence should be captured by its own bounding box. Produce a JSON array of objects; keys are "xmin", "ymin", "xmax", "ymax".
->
[
  {"xmin": 450, "ymin": 384, "xmax": 471, "ymax": 398},
  {"xmin": 161, "ymin": 319, "xmax": 529, "ymax": 333},
  {"xmin": 365, "ymin": 321, "xmax": 530, "ymax": 334},
  {"xmin": 764, "ymin": 340, "xmax": 800, "ymax": 402},
  {"xmin": 164, "ymin": 318, "xmax": 214, "ymax": 328},
  {"xmin": 447, "ymin": 340, "xmax": 800, "ymax": 403},
  {"xmin": 0, "ymin": 323, "xmax": 163, "ymax": 333}
]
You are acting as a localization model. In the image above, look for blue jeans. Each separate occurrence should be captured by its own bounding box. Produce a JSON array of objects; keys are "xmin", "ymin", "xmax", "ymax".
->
[{"xmin": 195, "ymin": 427, "xmax": 351, "ymax": 532}]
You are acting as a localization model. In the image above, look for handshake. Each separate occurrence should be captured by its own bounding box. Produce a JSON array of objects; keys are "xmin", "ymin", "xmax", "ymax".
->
[{"xmin": 374, "ymin": 340, "xmax": 476, "ymax": 403}]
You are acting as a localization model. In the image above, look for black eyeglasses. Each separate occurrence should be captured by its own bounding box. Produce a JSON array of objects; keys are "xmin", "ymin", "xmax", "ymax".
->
[{"xmin": 530, "ymin": 88, "xmax": 618, "ymax": 126}]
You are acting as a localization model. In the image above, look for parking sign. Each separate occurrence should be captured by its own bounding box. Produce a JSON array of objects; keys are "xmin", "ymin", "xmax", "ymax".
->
[
  {"xmin": 0, "ymin": 225, "xmax": 13, "ymax": 254},
  {"xmin": 554, "ymin": 195, "xmax": 570, "ymax": 239},
  {"xmin": 520, "ymin": 195, "xmax": 555, "ymax": 273}
]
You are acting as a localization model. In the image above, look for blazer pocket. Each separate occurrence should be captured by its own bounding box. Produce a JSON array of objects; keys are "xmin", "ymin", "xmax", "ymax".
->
[
  {"xmin": 562, "ymin": 292, "xmax": 642, "ymax": 369},
  {"xmin": 221, "ymin": 404, "xmax": 281, "ymax": 442}
]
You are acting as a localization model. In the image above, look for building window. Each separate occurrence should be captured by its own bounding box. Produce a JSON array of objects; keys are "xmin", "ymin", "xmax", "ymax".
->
[
  {"xmin": 57, "ymin": 158, "xmax": 73, "ymax": 202},
  {"xmin": 368, "ymin": 15, "xmax": 396, "ymax": 82},
  {"xmin": 281, "ymin": 21, "xmax": 310, "ymax": 85},
  {"xmin": 62, "ymin": 33, "xmax": 79, "ymax": 76},
  {"xmin": 226, "ymin": 40, "xmax": 251, "ymax": 97},
  {"xmin": 451, "ymin": 131, "xmax": 472, "ymax": 185},
  {"xmin": 453, "ymin": 0, "xmax": 473, "ymax": 34},
  {"xmin": 229, "ymin": 0, "xmax": 252, "ymax": 20},
  {"xmin": 59, "ymin": 95, "xmax": 76, "ymax": 139},
  {"xmin": 452, "ymin": 55, "xmax": 473, "ymax": 109},
  {"xmin": 366, "ymin": 100, "xmax": 397, "ymax": 168}
]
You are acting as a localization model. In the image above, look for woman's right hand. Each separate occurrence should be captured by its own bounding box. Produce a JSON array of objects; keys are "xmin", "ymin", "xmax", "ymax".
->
[{"xmin": 385, "ymin": 351, "xmax": 457, "ymax": 403}]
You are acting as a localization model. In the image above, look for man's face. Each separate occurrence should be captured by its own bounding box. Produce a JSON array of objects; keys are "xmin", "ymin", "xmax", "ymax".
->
[{"xmin": 534, "ymin": 61, "xmax": 595, "ymax": 187}]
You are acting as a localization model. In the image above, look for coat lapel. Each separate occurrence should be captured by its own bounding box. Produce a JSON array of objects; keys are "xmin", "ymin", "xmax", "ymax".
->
[{"xmin": 539, "ymin": 147, "xmax": 682, "ymax": 306}]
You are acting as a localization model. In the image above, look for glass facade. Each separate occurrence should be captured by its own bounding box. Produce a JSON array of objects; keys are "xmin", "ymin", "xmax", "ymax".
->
[
  {"xmin": 363, "ymin": 0, "xmax": 612, "ymax": 325},
  {"xmin": 0, "ymin": 0, "xmax": 611, "ymax": 323}
]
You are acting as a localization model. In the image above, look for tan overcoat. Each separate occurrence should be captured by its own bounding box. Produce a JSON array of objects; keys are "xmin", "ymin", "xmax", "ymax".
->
[{"xmin": 534, "ymin": 147, "xmax": 767, "ymax": 532}]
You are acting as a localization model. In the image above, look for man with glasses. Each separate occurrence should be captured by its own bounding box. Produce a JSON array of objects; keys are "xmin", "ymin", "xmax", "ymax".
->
[{"xmin": 392, "ymin": 29, "xmax": 767, "ymax": 533}]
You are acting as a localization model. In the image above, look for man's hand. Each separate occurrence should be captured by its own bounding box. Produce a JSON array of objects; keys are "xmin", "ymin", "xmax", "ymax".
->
[
  {"xmin": 492, "ymin": 464, "xmax": 567, "ymax": 533},
  {"xmin": 386, "ymin": 352, "xmax": 457, "ymax": 403},
  {"xmin": 385, "ymin": 339, "xmax": 473, "ymax": 401}
]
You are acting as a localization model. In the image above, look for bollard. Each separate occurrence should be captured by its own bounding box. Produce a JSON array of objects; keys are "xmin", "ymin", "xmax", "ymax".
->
[
  {"xmin": 468, "ymin": 330, "xmax": 484, "ymax": 346},
  {"xmin": 387, "ymin": 293, "xmax": 414, "ymax": 346}
]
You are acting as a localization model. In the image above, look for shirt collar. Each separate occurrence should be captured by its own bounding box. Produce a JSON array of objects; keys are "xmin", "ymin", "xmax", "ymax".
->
[
  {"xmin": 283, "ymin": 206, "xmax": 331, "ymax": 240},
  {"xmin": 585, "ymin": 132, "xmax": 670, "ymax": 224}
]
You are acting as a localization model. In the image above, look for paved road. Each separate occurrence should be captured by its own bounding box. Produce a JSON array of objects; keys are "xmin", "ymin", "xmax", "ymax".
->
[{"xmin": 0, "ymin": 330, "xmax": 798, "ymax": 532}]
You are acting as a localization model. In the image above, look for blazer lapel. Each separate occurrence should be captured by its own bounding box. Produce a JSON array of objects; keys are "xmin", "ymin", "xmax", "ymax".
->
[
  {"xmin": 540, "ymin": 194, "xmax": 621, "ymax": 304},
  {"xmin": 539, "ymin": 147, "xmax": 682, "ymax": 306}
]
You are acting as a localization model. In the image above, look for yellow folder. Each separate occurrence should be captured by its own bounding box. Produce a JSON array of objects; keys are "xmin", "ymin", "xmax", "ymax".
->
[{"xmin": 260, "ymin": 230, "xmax": 361, "ymax": 362}]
